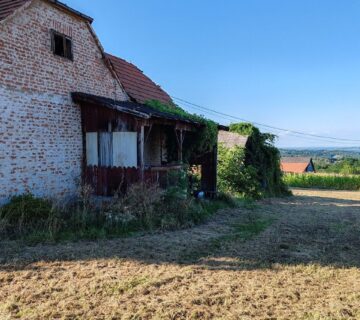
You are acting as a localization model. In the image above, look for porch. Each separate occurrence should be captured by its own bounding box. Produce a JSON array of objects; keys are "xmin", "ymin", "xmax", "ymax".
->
[{"xmin": 72, "ymin": 92, "xmax": 217, "ymax": 197}]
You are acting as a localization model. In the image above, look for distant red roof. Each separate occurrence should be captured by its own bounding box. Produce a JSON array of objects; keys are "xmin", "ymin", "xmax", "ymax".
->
[
  {"xmin": 0, "ymin": 0, "xmax": 29, "ymax": 21},
  {"xmin": 281, "ymin": 162, "xmax": 310, "ymax": 174},
  {"xmin": 281, "ymin": 157, "xmax": 315, "ymax": 174},
  {"xmin": 106, "ymin": 53, "xmax": 173, "ymax": 105}
]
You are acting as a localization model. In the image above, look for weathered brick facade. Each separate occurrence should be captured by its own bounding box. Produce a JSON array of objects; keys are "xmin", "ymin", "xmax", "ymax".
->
[{"xmin": 0, "ymin": 0, "xmax": 127, "ymax": 203}]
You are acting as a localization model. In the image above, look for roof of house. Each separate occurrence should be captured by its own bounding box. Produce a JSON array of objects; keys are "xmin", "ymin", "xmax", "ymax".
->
[
  {"xmin": 71, "ymin": 92, "xmax": 200, "ymax": 126},
  {"xmin": 281, "ymin": 157, "xmax": 313, "ymax": 173},
  {"xmin": 218, "ymin": 130, "xmax": 249, "ymax": 149},
  {"xmin": 0, "ymin": 0, "xmax": 93, "ymax": 23},
  {"xmin": 281, "ymin": 163, "xmax": 310, "ymax": 173},
  {"xmin": 106, "ymin": 53, "xmax": 173, "ymax": 105},
  {"xmin": 281, "ymin": 157, "xmax": 312, "ymax": 164}
]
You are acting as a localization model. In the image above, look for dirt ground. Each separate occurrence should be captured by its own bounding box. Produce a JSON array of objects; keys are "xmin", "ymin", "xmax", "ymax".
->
[{"xmin": 1, "ymin": 189, "xmax": 360, "ymax": 320}]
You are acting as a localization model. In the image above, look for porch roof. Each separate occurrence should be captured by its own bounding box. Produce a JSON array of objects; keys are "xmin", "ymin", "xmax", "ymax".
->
[{"xmin": 72, "ymin": 92, "xmax": 202, "ymax": 126}]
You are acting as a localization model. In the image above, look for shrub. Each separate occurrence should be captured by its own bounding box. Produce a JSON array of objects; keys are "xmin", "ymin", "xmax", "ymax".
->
[
  {"xmin": 0, "ymin": 194, "xmax": 58, "ymax": 238},
  {"xmin": 217, "ymin": 123, "xmax": 290, "ymax": 198},
  {"xmin": 216, "ymin": 191, "xmax": 239, "ymax": 207},
  {"xmin": 217, "ymin": 144, "xmax": 262, "ymax": 198},
  {"xmin": 229, "ymin": 123, "xmax": 289, "ymax": 197},
  {"xmin": 106, "ymin": 182, "xmax": 164, "ymax": 231}
]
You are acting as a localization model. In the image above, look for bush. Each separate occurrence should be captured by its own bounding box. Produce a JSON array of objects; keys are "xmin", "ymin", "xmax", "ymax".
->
[
  {"xmin": 107, "ymin": 180, "xmax": 215, "ymax": 231},
  {"xmin": 106, "ymin": 182, "xmax": 164, "ymax": 231},
  {"xmin": 0, "ymin": 194, "xmax": 58, "ymax": 238},
  {"xmin": 218, "ymin": 123, "xmax": 290, "ymax": 199},
  {"xmin": 229, "ymin": 123, "xmax": 289, "ymax": 197},
  {"xmin": 218, "ymin": 144, "xmax": 261, "ymax": 198}
]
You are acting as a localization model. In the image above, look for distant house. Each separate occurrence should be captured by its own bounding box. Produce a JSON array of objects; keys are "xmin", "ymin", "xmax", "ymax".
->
[{"xmin": 281, "ymin": 157, "xmax": 316, "ymax": 174}]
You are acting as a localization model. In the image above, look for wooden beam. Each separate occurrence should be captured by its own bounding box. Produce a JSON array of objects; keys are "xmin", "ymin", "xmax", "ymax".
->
[
  {"xmin": 175, "ymin": 129, "xmax": 184, "ymax": 163},
  {"xmin": 144, "ymin": 124, "xmax": 153, "ymax": 145},
  {"xmin": 140, "ymin": 125, "xmax": 145, "ymax": 181}
]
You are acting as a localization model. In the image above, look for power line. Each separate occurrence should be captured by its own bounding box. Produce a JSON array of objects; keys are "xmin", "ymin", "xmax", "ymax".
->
[
  {"xmin": 176, "ymin": 101, "xmax": 357, "ymax": 146},
  {"xmin": 172, "ymin": 96, "xmax": 360, "ymax": 144},
  {"xmin": 173, "ymin": 99, "xmax": 357, "ymax": 145}
]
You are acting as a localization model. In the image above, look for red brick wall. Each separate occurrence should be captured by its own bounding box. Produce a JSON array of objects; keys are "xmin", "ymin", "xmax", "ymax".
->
[{"xmin": 0, "ymin": 0, "xmax": 128, "ymax": 203}]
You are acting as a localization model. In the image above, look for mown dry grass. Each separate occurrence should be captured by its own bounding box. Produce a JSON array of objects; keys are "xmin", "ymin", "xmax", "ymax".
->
[{"xmin": 1, "ymin": 189, "xmax": 360, "ymax": 319}]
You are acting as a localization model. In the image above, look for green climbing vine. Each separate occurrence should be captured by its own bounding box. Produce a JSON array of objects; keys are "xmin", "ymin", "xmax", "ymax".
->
[
  {"xmin": 219, "ymin": 123, "xmax": 290, "ymax": 198},
  {"xmin": 146, "ymin": 100, "xmax": 218, "ymax": 161}
]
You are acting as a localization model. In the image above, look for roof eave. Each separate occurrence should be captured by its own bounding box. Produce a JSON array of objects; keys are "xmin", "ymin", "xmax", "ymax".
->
[
  {"xmin": 71, "ymin": 92, "xmax": 150, "ymax": 119},
  {"xmin": 47, "ymin": 0, "xmax": 93, "ymax": 23}
]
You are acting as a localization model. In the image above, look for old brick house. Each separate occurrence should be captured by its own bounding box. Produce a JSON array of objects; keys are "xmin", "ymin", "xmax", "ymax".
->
[{"xmin": 0, "ymin": 0, "xmax": 216, "ymax": 203}]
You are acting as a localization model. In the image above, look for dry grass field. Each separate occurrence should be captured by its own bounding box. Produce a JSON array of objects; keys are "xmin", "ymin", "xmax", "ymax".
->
[{"xmin": 1, "ymin": 189, "xmax": 360, "ymax": 319}]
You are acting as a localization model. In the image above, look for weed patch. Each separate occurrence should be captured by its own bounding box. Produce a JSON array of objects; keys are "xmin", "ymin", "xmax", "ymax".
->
[{"xmin": 0, "ymin": 184, "xmax": 240, "ymax": 244}]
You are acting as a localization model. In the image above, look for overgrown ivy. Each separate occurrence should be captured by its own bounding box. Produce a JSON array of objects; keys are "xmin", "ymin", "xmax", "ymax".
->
[
  {"xmin": 218, "ymin": 145, "xmax": 261, "ymax": 198},
  {"xmin": 146, "ymin": 100, "xmax": 218, "ymax": 161},
  {"xmin": 219, "ymin": 123, "xmax": 290, "ymax": 198}
]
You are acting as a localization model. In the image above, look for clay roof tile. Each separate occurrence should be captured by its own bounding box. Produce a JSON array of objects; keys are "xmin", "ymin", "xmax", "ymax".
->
[{"xmin": 106, "ymin": 53, "xmax": 173, "ymax": 105}]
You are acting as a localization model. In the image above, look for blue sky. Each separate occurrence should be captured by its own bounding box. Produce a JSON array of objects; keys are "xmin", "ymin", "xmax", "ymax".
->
[{"xmin": 67, "ymin": 0, "xmax": 360, "ymax": 148}]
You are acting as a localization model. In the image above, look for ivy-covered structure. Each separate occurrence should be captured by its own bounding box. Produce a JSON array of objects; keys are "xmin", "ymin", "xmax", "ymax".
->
[
  {"xmin": 77, "ymin": 55, "xmax": 219, "ymax": 197},
  {"xmin": 218, "ymin": 123, "xmax": 289, "ymax": 197}
]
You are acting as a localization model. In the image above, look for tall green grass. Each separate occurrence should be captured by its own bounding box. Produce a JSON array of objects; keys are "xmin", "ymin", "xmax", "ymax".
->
[
  {"xmin": 0, "ymin": 188, "xmax": 240, "ymax": 244},
  {"xmin": 283, "ymin": 173, "xmax": 360, "ymax": 191}
]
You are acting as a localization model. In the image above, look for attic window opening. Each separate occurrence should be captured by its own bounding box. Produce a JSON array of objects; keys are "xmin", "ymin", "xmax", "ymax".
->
[{"xmin": 51, "ymin": 30, "xmax": 73, "ymax": 60}]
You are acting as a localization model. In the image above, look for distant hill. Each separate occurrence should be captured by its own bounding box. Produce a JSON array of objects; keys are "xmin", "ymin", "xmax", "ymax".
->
[{"xmin": 280, "ymin": 147, "xmax": 360, "ymax": 160}]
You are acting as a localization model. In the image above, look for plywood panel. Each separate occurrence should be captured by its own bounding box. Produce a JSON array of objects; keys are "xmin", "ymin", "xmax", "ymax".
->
[
  {"xmin": 86, "ymin": 132, "xmax": 98, "ymax": 166},
  {"xmin": 99, "ymin": 132, "xmax": 113, "ymax": 167},
  {"xmin": 113, "ymin": 132, "xmax": 138, "ymax": 168}
]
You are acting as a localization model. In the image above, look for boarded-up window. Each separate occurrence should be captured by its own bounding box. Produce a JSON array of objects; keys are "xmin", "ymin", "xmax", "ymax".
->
[
  {"xmin": 86, "ymin": 132, "xmax": 98, "ymax": 166},
  {"xmin": 113, "ymin": 132, "xmax": 138, "ymax": 167},
  {"xmin": 99, "ymin": 133, "xmax": 113, "ymax": 167}
]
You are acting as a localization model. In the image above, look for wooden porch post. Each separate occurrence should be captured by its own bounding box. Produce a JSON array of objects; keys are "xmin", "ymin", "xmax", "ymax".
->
[
  {"xmin": 175, "ymin": 129, "xmax": 184, "ymax": 164},
  {"xmin": 140, "ymin": 125, "xmax": 145, "ymax": 181},
  {"xmin": 178, "ymin": 129, "xmax": 183, "ymax": 163}
]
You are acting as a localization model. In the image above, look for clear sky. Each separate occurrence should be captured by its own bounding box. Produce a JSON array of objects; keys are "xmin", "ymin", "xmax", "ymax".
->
[{"xmin": 67, "ymin": 0, "xmax": 360, "ymax": 148}]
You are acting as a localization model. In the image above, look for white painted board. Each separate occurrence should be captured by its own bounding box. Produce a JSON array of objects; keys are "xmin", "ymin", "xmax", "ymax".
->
[
  {"xmin": 99, "ymin": 132, "xmax": 113, "ymax": 167},
  {"xmin": 86, "ymin": 132, "xmax": 98, "ymax": 166},
  {"xmin": 113, "ymin": 132, "xmax": 138, "ymax": 168}
]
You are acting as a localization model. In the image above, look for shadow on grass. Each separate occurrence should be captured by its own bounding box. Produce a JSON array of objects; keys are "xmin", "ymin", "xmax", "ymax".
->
[{"xmin": 1, "ymin": 194, "xmax": 360, "ymax": 272}]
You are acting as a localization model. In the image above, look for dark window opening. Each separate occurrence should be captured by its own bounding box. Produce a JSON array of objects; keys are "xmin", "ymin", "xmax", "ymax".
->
[{"xmin": 51, "ymin": 30, "xmax": 73, "ymax": 61}]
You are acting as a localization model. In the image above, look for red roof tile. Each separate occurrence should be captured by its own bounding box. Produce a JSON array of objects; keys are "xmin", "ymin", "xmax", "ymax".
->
[
  {"xmin": 0, "ymin": 0, "xmax": 30, "ymax": 21},
  {"xmin": 281, "ymin": 162, "xmax": 310, "ymax": 174},
  {"xmin": 106, "ymin": 53, "xmax": 173, "ymax": 105}
]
